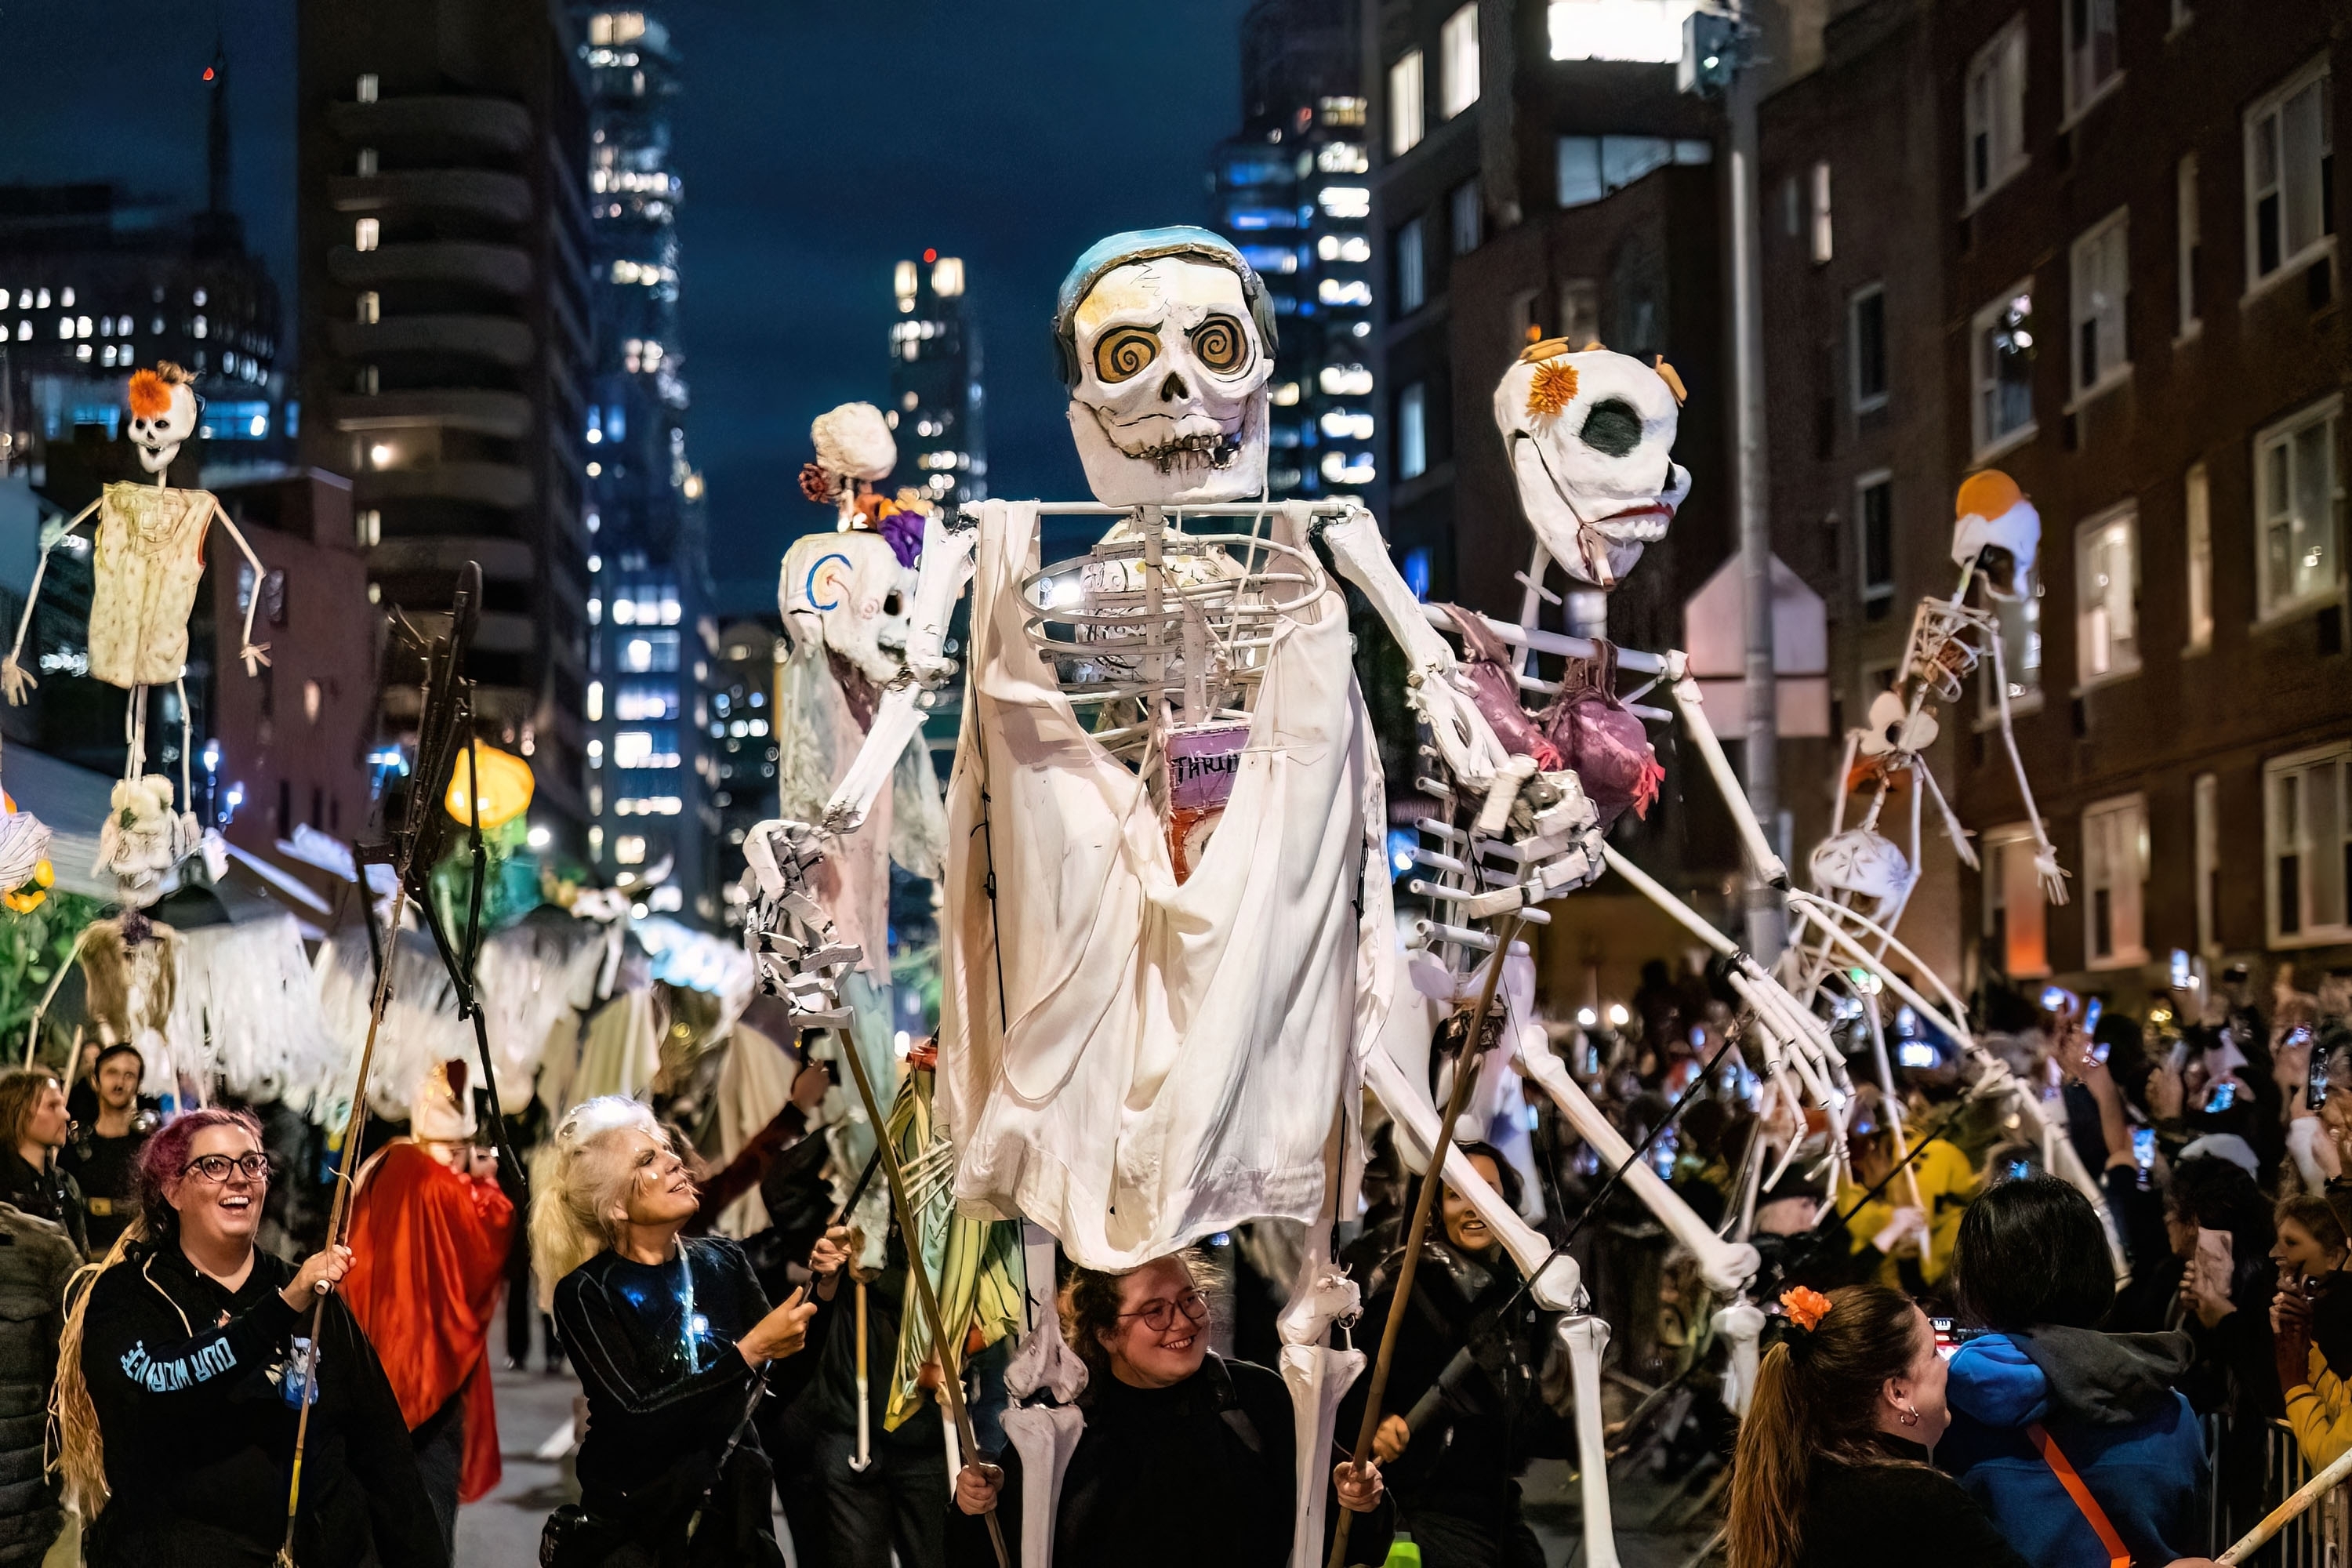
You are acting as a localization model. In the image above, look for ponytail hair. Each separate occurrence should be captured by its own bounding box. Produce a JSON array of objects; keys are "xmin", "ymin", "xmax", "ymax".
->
[
  {"xmin": 528, "ymin": 1097, "xmax": 664, "ymax": 1312},
  {"xmin": 1726, "ymin": 1284, "xmax": 1926, "ymax": 1568}
]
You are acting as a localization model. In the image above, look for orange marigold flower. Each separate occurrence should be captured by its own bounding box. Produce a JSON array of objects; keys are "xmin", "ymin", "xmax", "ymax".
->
[
  {"xmin": 1525, "ymin": 358, "xmax": 1580, "ymax": 419},
  {"xmin": 127, "ymin": 369, "xmax": 173, "ymax": 419},
  {"xmin": 1781, "ymin": 1286, "xmax": 1834, "ymax": 1332}
]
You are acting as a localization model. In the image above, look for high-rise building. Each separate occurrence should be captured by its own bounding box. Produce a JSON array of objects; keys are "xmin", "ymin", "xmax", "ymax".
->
[
  {"xmin": 709, "ymin": 617, "xmax": 780, "ymax": 930},
  {"xmin": 1211, "ymin": 0, "xmax": 1374, "ymax": 500},
  {"xmin": 574, "ymin": 6, "xmax": 715, "ymax": 924},
  {"xmin": 295, "ymin": 2, "xmax": 595, "ymax": 837},
  {"xmin": 889, "ymin": 252, "xmax": 985, "ymax": 508}
]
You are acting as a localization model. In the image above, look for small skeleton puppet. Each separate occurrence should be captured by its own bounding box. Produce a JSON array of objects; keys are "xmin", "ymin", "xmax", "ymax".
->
[
  {"xmin": 2, "ymin": 365, "xmax": 270, "ymax": 906},
  {"xmin": 769, "ymin": 403, "xmax": 949, "ymax": 1243}
]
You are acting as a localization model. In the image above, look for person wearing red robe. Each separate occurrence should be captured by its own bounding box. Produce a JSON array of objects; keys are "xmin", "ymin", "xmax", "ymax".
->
[{"xmin": 342, "ymin": 1059, "xmax": 516, "ymax": 1556}]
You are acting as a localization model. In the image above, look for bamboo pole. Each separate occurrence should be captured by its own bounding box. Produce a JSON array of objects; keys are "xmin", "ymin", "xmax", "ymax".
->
[
  {"xmin": 2219, "ymin": 1443, "xmax": 2352, "ymax": 1563},
  {"xmin": 1327, "ymin": 916, "xmax": 1523, "ymax": 1568},
  {"xmin": 833, "ymin": 1023, "xmax": 1010, "ymax": 1568}
]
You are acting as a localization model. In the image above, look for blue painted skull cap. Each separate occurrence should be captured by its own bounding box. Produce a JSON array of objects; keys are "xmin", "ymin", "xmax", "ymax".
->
[{"xmin": 1051, "ymin": 225, "xmax": 1279, "ymax": 389}]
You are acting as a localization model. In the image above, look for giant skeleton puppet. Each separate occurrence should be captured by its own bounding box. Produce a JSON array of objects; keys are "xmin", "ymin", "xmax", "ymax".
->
[
  {"xmin": 1776, "ymin": 470, "xmax": 2118, "ymax": 1269},
  {"xmin": 775, "ymin": 402, "xmax": 949, "ymax": 1247},
  {"xmin": 743, "ymin": 228, "xmax": 1583, "ymax": 1568},
  {"xmin": 3, "ymin": 364, "xmax": 270, "ymax": 905}
]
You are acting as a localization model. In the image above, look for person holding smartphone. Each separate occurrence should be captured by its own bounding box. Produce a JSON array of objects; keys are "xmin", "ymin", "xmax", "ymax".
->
[{"xmin": 2272, "ymin": 1193, "xmax": 2352, "ymax": 1465}]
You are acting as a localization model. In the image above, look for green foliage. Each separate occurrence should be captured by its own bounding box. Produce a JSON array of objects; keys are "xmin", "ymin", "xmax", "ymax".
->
[{"xmin": 0, "ymin": 892, "xmax": 106, "ymax": 1062}]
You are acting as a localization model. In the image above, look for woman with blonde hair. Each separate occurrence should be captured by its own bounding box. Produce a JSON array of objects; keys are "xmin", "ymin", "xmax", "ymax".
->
[
  {"xmin": 55, "ymin": 1105, "xmax": 443, "ymax": 1567},
  {"xmin": 533, "ymin": 1096, "xmax": 828, "ymax": 1568}
]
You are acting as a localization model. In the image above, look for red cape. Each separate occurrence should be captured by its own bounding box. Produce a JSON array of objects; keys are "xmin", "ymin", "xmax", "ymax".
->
[{"xmin": 343, "ymin": 1141, "xmax": 515, "ymax": 1503}]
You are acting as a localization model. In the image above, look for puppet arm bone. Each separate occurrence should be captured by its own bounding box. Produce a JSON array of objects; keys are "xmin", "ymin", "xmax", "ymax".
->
[
  {"xmin": 1986, "ymin": 628, "xmax": 2067, "ymax": 904},
  {"xmin": 1667, "ymin": 655, "xmax": 1790, "ymax": 890},
  {"xmin": 207, "ymin": 499, "xmax": 273, "ymax": 675},
  {"xmin": 2, "ymin": 498, "xmax": 101, "ymax": 703},
  {"xmin": 1316, "ymin": 506, "xmax": 1505, "ymax": 793}
]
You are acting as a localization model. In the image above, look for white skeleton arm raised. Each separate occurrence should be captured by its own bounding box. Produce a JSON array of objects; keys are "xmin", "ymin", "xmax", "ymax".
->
[{"xmin": 0, "ymin": 496, "xmax": 100, "ymax": 703}]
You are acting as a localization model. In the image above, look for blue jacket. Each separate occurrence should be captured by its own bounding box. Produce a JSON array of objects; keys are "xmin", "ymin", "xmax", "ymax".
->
[{"xmin": 1939, "ymin": 1327, "xmax": 2207, "ymax": 1568}]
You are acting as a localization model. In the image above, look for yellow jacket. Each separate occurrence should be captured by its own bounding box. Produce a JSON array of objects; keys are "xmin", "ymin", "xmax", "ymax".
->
[
  {"xmin": 1838, "ymin": 1138, "xmax": 1980, "ymax": 1288},
  {"xmin": 2285, "ymin": 1344, "xmax": 2352, "ymax": 1469}
]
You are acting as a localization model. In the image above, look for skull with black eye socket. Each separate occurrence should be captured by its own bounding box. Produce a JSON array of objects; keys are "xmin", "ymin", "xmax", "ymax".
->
[
  {"xmin": 1492, "ymin": 343, "xmax": 1691, "ymax": 587},
  {"xmin": 125, "ymin": 365, "xmax": 200, "ymax": 476},
  {"xmin": 1062, "ymin": 252, "xmax": 1272, "ymax": 506}
]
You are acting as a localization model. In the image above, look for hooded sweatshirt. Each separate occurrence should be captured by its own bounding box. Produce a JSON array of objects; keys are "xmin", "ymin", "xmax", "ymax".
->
[{"xmin": 1939, "ymin": 1325, "xmax": 2206, "ymax": 1568}]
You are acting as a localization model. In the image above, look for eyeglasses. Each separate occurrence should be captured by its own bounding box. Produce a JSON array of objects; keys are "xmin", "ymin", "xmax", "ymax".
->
[
  {"xmin": 182, "ymin": 1152, "xmax": 271, "ymax": 1184},
  {"xmin": 1117, "ymin": 1290, "xmax": 1210, "ymax": 1333}
]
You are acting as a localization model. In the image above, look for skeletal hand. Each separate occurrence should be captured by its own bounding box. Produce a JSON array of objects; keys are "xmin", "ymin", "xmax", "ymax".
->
[
  {"xmin": 1409, "ymin": 666, "xmax": 1504, "ymax": 791},
  {"xmin": 1871, "ymin": 1207, "xmax": 1928, "ymax": 1258},
  {"xmin": 2033, "ymin": 841, "xmax": 2071, "ymax": 905},
  {"xmin": 240, "ymin": 642, "xmax": 272, "ymax": 676}
]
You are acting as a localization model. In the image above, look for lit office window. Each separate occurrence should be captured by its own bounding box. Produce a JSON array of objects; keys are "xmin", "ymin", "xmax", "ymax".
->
[
  {"xmin": 354, "ymin": 218, "xmax": 379, "ymax": 252},
  {"xmin": 1546, "ymin": 0, "xmax": 1697, "ymax": 64},
  {"xmin": 1388, "ymin": 49, "xmax": 1425, "ymax": 158},
  {"xmin": 2183, "ymin": 464, "xmax": 2212, "ymax": 652},
  {"xmin": 1397, "ymin": 383, "xmax": 1428, "ymax": 481},
  {"xmin": 1439, "ymin": 5, "xmax": 1479, "ymax": 119},
  {"xmin": 1393, "ymin": 217, "xmax": 1426, "ymax": 314},
  {"xmin": 2074, "ymin": 504, "xmax": 2139, "ymax": 681}
]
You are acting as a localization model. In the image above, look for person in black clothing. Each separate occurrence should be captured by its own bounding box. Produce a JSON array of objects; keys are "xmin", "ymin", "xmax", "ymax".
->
[
  {"xmin": 948, "ymin": 1250, "xmax": 1388, "ymax": 1568},
  {"xmin": 1726, "ymin": 1282, "xmax": 2032, "ymax": 1568},
  {"xmin": 61, "ymin": 1044, "xmax": 154, "ymax": 1256},
  {"xmin": 0, "ymin": 1067, "xmax": 84, "ymax": 1255},
  {"xmin": 1338, "ymin": 1142, "xmax": 1570, "ymax": 1568},
  {"xmin": 531, "ymin": 1095, "xmax": 825, "ymax": 1568},
  {"xmin": 56, "ymin": 1105, "xmax": 445, "ymax": 1568}
]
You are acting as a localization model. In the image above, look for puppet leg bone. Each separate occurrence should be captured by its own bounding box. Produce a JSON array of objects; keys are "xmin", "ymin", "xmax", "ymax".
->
[
  {"xmin": 1713, "ymin": 1300, "xmax": 1767, "ymax": 1418},
  {"xmin": 999, "ymin": 1403, "xmax": 1085, "ymax": 1568},
  {"xmin": 1558, "ymin": 1314, "xmax": 1624, "ymax": 1568},
  {"xmin": 1280, "ymin": 1341, "xmax": 1366, "ymax": 1568},
  {"xmin": 1667, "ymin": 663, "xmax": 1789, "ymax": 890}
]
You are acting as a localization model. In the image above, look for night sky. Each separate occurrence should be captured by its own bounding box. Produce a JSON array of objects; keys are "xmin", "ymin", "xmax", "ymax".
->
[{"xmin": 0, "ymin": 0, "xmax": 1252, "ymax": 612}]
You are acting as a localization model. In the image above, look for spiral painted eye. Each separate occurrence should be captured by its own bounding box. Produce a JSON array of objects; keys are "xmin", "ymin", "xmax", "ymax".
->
[
  {"xmin": 1190, "ymin": 315, "xmax": 1250, "ymax": 375},
  {"xmin": 1092, "ymin": 327, "xmax": 1160, "ymax": 384}
]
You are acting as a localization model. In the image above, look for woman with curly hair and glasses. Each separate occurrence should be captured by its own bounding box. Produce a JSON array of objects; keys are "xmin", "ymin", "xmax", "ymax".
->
[
  {"xmin": 946, "ymin": 1248, "xmax": 1388, "ymax": 1568},
  {"xmin": 51, "ymin": 1107, "xmax": 445, "ymax": 1568}
]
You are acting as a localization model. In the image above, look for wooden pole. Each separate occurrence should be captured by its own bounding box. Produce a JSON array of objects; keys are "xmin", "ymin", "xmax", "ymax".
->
[
  {"xmin": 276, "ymin": 884, "xmax": 408, "ymax": 1567},
  {"xmin": 2219, "ymin": 1443, "xmax": 2352, "ymax": 1563},
  {"xmin": 1327, "ymin": 916, "xmax": 1523, "ymax": 1568},
  {"xmin": 832, "ymin": 1024, "xmax": 1010, "ymax": 1568}
]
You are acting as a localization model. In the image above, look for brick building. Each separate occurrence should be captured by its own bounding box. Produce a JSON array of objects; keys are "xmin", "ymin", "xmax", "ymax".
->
[{"xmin": 1760, "ymin": 0, "xmax": 2349, "ymax": 999}]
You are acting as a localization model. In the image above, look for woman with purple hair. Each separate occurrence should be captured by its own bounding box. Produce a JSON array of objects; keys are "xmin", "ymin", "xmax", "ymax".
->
[{"xmin": 51, "ymin": 1107, "xmax": 446, "ymax": 1568}]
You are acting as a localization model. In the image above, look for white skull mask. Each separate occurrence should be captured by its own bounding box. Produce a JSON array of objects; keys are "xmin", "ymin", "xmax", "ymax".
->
[
  {"xmin": 1949, "ymin": 469, "xmax": 2041, "ymax": 601},
  {"xmin": 126, "ymin": 372, "xmax": 199, "ymax": 475},
  {"xmin": 779, "ymin": 529, "xmax": 914, "ymax": 689},
  {"xmin": 1494, "ymin": 345, "xmax": 1691, "ymax": 587},
  {"xmin": 1064, "ymin": 256, "xmax": 1271, "ymax": 506}
]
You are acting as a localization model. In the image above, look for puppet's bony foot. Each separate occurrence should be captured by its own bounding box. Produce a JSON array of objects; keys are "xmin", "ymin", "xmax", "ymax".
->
[
  {"xmin": 239, "ymin": 643, "xmax": 272, "ymax": 676},
  {"xmin": 0, "ymin": 659, "xmax": 34, "ymax": 706}
]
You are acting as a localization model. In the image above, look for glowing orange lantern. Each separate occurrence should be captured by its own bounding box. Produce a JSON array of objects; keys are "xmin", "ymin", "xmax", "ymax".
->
[{"xmin": 445, "ymin": 744, "xmax": 535, "ymax": 830}]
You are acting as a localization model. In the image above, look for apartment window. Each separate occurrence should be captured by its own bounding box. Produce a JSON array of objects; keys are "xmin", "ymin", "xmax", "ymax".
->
[
  {"xmin": 2082, "ymin": 794, "xmax": 2149, "ymax": 967},
  {"xmin": 355, "ymin": 147, "xmax": 379, "ymax": 177},
  {"xmin": 2266, "ymin": 742, "xmax": 2352, "ymax": 944},
  {"xmin": 1971, "ymin": 282, "xmax": 2037, "ymax": 456},
  {"xmin": 1556, "ymin": 135, "xmax": 1710, "ymax": 209},
  {"xmin": 2062, "ymin": 0, "xmax": 2121, "ymax": 122},
  {"xmin": 1449, "ymin": 179, "xmax": 1482, "ymax": 255},
  {"xmin": 354, "ymin": 218, "xmax": 379, "ymax": 252},
  {"xmin": 2070, "ymin": 210, "xmax": 2129, "ymax": 397},
  {"xmin": 2256, "ymin": 394, "xmax": 2343, "ymax": 617},
  {"xmin": 614, "ymin": 834, "xmax": 648, "ymax": 867},
  {"xmin": 1857, "ymin": 473, "xmax": 1893, "ymax": 622},
  {"xmin": 355, "ymin": 73, "xmax": 379, "ymax": 103},
  {"xmin": 2245, "ymin": 60, "xmax": 2335, "ymax": 287},
  {"xmin": 2176, "ymin": 154, "xmax": 2201, "ymax": 336},
  {"xmin": 2183, "ymin": 463, "xmax": 2213, "ymax": 652},
  {"xmin": 2074, "ymin": 503, "xmax": 2140, "ymax": 682},
  {"xmin": 356, "ymin": 290, "xmax": 379, "ymax": 325},
  {"xmin": 356, "ymin": 507, "xmax": 381, "ymax": 548},
  {"xmin": 1388, "ymin": 49, "xmax": 1425, "ymax": 158},
  {"xmin": 1397, "ymin": 383, "xmax": 1428, "ymax": 481},
  {"xmin": 1983, "ymin": 589, "xmax": 2043, "ymax": 710},
  {"xmin": 1984, "ymin": 824, "xmax": 2052, "ymax": 978},
  {"xmin": 1546, "ymin": 0, "xmax": 1698, "ymax": 63},
  {"xmin": 1809, "ymin": 160, "xmax": 1833, "ymax": 263},
  {"xmin": 2194, "ymin": 771, "xmax": 2220, "ymax": 953},
  {"xmin": 1393, "ymin": 217, "xmax": 1427, "ymax": 314},
  {"xmin": 1849, "ymin": 283, "xmax": 1887, "ymax": 412},
  {"xmin": 1559, "ymin": 278, "xmax": 1600, "ymax": 345},
  {"xmin": 1439, "ymin": 5, "xmax": 1480, "ymax": 120},
  {"xmin": 1965, "ymin": 16, "xmax": 2029, "ymax": 205}
]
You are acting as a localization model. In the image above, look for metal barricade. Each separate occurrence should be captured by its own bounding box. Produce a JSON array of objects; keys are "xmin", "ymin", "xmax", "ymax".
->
[{"xmin": 2266, "ymin": 1419, "xmax": 2352, "ymax": 1567}]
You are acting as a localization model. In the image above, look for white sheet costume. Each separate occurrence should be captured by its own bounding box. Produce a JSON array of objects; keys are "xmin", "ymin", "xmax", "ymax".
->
[{"xmin": 938, "ymin": 497, "xmax": 1392, "ymax": 1269}]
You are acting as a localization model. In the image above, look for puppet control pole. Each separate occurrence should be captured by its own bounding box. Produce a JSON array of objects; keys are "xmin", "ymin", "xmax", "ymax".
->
[
  {"xmin": 831, "ymin": 1020, "xmax": 1011, "ymax": 1568},
  {"xmin": 2219, "ymin": 1442, "xmax": 2352, "ymax": 1563},
  {"xmin": 276, "ymin": 880, "xmax": 412, "ymax": 1568},
  {"xmin": 1328, "ymin": 914, "xmax": 1525, "ymax": 1568}
]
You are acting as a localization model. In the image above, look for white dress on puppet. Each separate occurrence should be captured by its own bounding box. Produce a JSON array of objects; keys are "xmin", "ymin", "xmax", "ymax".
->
[{"xmin": 936, "ymin": 498, "xmax": 1393, "ymax": 1270}]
